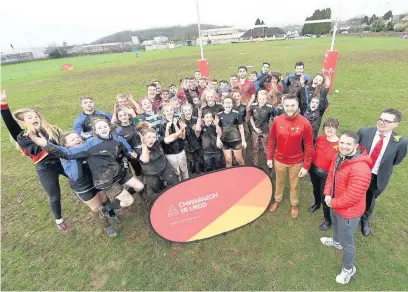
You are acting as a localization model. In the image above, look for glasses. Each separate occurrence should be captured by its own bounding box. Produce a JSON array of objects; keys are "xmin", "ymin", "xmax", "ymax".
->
[{"xmin": 377, "ymin": 118, "xmax": 394, "ymax": 124}]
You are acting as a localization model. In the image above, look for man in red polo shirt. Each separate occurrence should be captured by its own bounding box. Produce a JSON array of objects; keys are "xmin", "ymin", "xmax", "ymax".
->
[
  {"xmin": 267, "ymin": 95, "xmax": 314, "ymax": 218},
  {"xmin": 237, "ymin": 66, "xmax": 256, "ymax": 105}
]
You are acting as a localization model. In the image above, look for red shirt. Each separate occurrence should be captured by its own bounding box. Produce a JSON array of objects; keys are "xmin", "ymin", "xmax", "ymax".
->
[
  {"xmin": 265, "ymin": 83, "xmax": 283, "ymax": 93},
  {"xmin": 312, "ymin": 135, "xmax": 339, "ymax": 171},
  {"xmin": 324, "ymin": 150, "xmax": 372, "ymax": 218},
  {"xmin": 238, "ymin": 79, "xmax": 256, "ymax": 104},
  {"xmin": 267, "ymin": 113, "xmax": 314, "ymax": 169},
  {"xmin": 198, "ymin": 87, "xmax": 206, "ymax": 97}
]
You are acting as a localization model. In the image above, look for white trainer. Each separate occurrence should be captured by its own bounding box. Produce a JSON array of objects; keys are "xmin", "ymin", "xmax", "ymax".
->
[
  {"xmin": 320, "ymin": 237, "xmax": 342, "ymax": 250},
  {"xmin": 336, "ymin": 266, "xmax": 357, "ymax": 284}
]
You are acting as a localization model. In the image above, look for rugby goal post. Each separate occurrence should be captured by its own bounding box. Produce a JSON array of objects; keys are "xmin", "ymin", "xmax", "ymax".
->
[
  {"xmin": 304, "ymin": 16, "xmax": 340, "ymax": 92},
  {"xmin": 196, "ymin": 0, "xmax": 210, "ymax": 78}
]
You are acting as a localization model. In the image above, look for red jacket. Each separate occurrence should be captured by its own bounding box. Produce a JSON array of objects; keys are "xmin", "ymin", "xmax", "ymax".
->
[
  {"xmin": 267, "ymin": 113, "xmax": 314, "ymax": 169},
  {"xmin": 324, "ymin": 149, "xmax": 372, "ymax": 218}
]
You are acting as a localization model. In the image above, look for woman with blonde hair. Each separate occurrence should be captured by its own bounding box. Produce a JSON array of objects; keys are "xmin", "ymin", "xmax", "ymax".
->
[
  {"xmin": 0, "ymin": 90, "xmax": 70, "ymax": 232},
  {"xmin": 201, "ymin": 89, "xmax": 224, "ymax": 117},
  {"xmin": 158, "ymin": 104, "xmax": 189, "ymax": 181}
]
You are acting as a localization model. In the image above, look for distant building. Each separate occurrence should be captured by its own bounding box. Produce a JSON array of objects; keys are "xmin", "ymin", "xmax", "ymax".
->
[
  {"xmin": 196, "ymin": 27, "xmax": 245, "ymax": 44},
  {"xmin": 141, "ymin": 40, "xmax": 154, "ymax": 46},
  {"xmin": 154, "ymin": 36, "xmax": 169, "ymax": 44},
  {"xmin": 241, "ymin": 25, "xmax": 286, "ymax": 40},
  {"xmin": 68, "ymin": 43, "xmax": 126, "ymax": 54},
  {"xmin": 131, "ymin": 36, "xmax": 140, "ymax": 45},
  {"xmin": 1, "ymin": 47, "xmax": 47, "ymax": 64}
]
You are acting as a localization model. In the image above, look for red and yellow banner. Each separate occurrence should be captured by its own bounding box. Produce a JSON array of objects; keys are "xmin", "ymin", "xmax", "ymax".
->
[{"xmin": 150, "ymin": 166, "xmax": 273, "ymax": 243}]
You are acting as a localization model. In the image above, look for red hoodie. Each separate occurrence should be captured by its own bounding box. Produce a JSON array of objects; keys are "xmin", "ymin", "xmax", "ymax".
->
[
  {"xmin": 267, "ymin": 113, "xmax": 314, "ymax": 169},
  {"xmin": 324, "ymin": 149, "xmax": 372, "ymax": 218}
]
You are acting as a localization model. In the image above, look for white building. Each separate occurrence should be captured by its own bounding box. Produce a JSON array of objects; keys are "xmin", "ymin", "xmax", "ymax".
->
[
  {"xmin": 153, "ymin": 36, "xmax": 169, "ymax": 44},
  {"xmin": 1, "ymin": 47, "xmax": 47, "ymax": 63},
  {"xmin": 141, "ymin": 40, "xmax": 154, "ymax": 46},
  {"xmin": 196, "ymin": 27, "xmax": 245, "ymax": 44},
  {"xmin": 131, "ymin": 36, "xmax": 140, "ymax": 45}
]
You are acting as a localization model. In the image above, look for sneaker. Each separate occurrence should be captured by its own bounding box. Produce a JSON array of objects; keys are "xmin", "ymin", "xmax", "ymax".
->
[
  {"xmin": 105, "ymin": 226, "xmax": 118, "ymax": 237},
  {"xmin": 320, "ymin": 237, "xmax": 342, "ymax": 250},
  {"xmin": 109, "ymin": 211, "xmax": 120, "ymax": 221},
  {"xmin": 99, "ymin": 205, "xmax": 110, "ymax": 218},
  {"xmin": 336, "ymin": 266, "xmax": 357, "ymax": 284},
  {"xmin": 57, "ymin": 221, "xmax": 71, "ymax": 233}
]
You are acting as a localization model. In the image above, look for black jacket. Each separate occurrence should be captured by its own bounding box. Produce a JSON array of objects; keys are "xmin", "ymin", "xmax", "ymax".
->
[
  {"xmin": 1, "ymin": 102, "xmax": 61, "ymax": 168},
  {"xmin": 297, "ymin": 87, "xmax": 328, "ymax": 116},
  {"xmin": 45, "ymin": 135, "xmax": 133, "ymax": 190},
  {"xmin": 304, "ymin": 110, "xmax": 322, "ymax": 141}
]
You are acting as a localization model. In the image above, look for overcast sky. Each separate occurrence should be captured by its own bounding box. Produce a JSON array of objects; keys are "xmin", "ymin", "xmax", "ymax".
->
[{"xmin": 1, "ymin": 0, "xmax": 406, "ymax": 52}]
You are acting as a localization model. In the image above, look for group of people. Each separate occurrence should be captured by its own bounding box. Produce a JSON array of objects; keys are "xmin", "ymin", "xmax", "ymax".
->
[{"xmin": 1, "ymin": 60, "xmax": 406, "ymax": 285}]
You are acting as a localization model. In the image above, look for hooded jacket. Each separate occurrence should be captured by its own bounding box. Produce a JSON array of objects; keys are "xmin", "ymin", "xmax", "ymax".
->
[{"xmin": 324, "ymin": 148, "xmax": 372, "ymax": 218}]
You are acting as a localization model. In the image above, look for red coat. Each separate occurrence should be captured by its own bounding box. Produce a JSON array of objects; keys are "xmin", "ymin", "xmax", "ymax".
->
[{"xmin": 324, "ymin": 149, "xmax": 372, "ymax": 218}]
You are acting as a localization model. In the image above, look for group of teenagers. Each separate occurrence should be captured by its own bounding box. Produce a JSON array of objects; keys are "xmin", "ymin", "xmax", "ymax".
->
[{"xmin": 1, "ymin": 60, "xmax": 407, "ymax": 285}]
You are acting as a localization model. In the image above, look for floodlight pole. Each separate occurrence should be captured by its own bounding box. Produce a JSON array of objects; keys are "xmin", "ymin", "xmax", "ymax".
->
[{"xmin": 196, "ymin": 0, "xmax": 204, "ymax": 59}]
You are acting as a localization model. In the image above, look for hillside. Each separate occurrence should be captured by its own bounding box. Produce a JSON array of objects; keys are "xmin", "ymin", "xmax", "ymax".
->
[{"xmin": 92, "ymin": 24, "xmax": 229, "ymax": 44}]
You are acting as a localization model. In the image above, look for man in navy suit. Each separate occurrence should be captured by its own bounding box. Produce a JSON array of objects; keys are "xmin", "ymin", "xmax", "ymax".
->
[{"xmin": 357, "ymin": 109, "xmax": 407, "ymax": 236}]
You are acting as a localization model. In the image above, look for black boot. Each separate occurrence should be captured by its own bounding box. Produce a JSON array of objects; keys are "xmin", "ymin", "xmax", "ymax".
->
[
  {"xmin": 361, "ymin": 218, "xmax": 371, "ymax": 236},
  {"xmin": 308, "ymin": 204, "xmax": 321, "ymax": 213},
  {"xmin": 319, "ymin": 220, "xmax": 332, "ymax": 231}
]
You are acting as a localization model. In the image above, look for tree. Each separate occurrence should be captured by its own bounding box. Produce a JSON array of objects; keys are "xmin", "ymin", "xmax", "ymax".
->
[
  {"xmin": 368, "ymin": 14, "xmax": 378, "ymax": 25},
  {"xmin": 255, "ymin": 18, "xmax": 261, "ymax": 25},
  {"xmin": 260, "ymin": 20, "xmax": 264, "ymax": 25},
  {"xmin": 62, "ymin": 42, "xmax": 67, "ymax": 47},
  {"xmin": 362, "ymin": 16, "xmax": 369, "ymax": 24},
  {"xmin": 370, "ymin": 20, "xmax": 386, "ymax": 32},
  {"xmin": 383, "ymin": 10, "xmax": 393, "ymax": 20},
  {"xmin": 386, "ymin": 20, "xmax": 395, "ymax": 31},
  {"xmin": 301, "ymin": 8, "xmax": 332, "ymax": 35},
  {"xmin": 394, "ymin": 23, "xmax": 408, "ymax": 32},
  {"xmin": 46, "ymin": 44, "xmax": 68, "ymax": 59}
]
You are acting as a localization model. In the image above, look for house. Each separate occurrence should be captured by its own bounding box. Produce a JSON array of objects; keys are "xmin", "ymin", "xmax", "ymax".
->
[
  {"xmin": 1, "ymin": 47, "xmax": 47, "ymax": 64},
  {"xmin": 196, "ymin": 27, "xmax": 245, "ymax": 44},
  {"xmin": 240, "ymin": 26, "xmax": 285, "ymax": 41}
]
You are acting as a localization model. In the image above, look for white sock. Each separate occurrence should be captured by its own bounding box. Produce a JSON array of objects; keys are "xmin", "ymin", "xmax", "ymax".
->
[{"xmin": 56, "ymin": 218, "xmax": 64, "ymax": 225}]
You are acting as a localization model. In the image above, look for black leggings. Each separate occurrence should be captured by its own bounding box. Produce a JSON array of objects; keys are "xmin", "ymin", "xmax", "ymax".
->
[
  {"xmin": 203, "ymin": 152, "xmax": 222, "ymax": 172},
  {"xmin": 145, "ymin": 164, "xmax": 179, "ymax": 195},
  {"xmin": 309, "ymin": 165, "xmax": 331, "ymax": 223},
  {"xmin": 130, "ymin": 159, "xmax": 142, "ymax": 177},
  {"xmin": 36, "ymin": 163, "xmax": 67, "ymax": 220},
  {"xmin": 186, "ymin": 149, "xmax": 203, "ymax": 175}
]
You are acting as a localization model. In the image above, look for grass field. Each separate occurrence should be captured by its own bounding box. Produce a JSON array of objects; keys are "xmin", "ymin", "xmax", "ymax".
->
[{"xmin": 1, "ymin": 37, "xmax": 408, "ymax": 290}]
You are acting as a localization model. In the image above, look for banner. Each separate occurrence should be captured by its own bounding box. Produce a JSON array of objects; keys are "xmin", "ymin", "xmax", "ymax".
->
[{"xmin": 150, "ymin": 166, "xmax": 273, "ymax": 243}]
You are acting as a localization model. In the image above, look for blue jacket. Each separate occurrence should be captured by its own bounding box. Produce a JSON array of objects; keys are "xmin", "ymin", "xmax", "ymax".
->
[
  {"xmin": 73, "ymin": 110, "xmax": 112, "ymax": 138},
  {"xmin": 45, "ymin": 135, "xmax": 133, "ymax": 190},
  {"xmin": 282, "ymin": 73, "xmax": 311, "ymax": 92}
]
